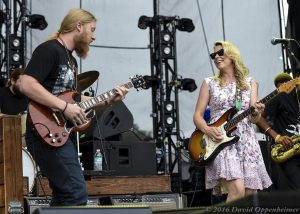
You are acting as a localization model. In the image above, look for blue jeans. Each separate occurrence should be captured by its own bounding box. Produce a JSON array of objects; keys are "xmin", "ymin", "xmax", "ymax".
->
[{"xmin": 26, "ymin": 122, "xmax": 88, "ymax": 205}]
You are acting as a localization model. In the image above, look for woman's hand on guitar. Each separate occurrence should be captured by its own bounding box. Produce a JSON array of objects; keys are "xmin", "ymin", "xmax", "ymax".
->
[
  {"xmin": 250, "ymin": 101, "xmax": 265, "ymax": 123},
  {"xmin": 253, "ymin": 102, "xmax": 265, "ymax": 115},
  {"xmin": 205, "ymin": 126, "xmax": 223, "ymax": 142}
]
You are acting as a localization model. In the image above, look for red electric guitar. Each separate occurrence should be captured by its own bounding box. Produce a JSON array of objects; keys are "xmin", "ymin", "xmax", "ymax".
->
[{"xmin": 28, "ymin": 75, "xmax": 145, "ymax": 147}]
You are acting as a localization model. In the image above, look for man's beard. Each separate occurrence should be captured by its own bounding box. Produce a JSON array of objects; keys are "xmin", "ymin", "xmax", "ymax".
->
[{"xmin": 74, "ymin": 33, "xmax": 89, "ymax": 59}]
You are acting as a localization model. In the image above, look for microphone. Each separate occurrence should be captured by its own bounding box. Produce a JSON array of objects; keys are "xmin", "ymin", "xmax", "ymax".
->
[{"xmin": 271, "ymin": 37, "xmax": 294, "ymax": 45}]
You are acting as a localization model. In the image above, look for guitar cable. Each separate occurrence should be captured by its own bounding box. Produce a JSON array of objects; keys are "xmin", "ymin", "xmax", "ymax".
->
[{"xmin": 94, "ymin": 110, "xmax": 110, "ymax": 172}]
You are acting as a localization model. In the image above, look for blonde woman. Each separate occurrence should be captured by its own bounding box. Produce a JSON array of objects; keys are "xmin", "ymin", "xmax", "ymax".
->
[{"xmin": 193, "ymin": 41, "xmax": 272, "ymax": 202}]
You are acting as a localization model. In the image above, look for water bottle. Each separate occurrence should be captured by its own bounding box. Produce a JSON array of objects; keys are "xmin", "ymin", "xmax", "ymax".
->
[{"xmin": 94, "ymin": 149, "xmax": 103, "ymax": 171}]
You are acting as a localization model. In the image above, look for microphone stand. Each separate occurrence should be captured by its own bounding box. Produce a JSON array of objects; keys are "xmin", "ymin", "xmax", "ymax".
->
[{"xmin": 283, "ymin": 43, "xmax": 300, "ymax": 72}]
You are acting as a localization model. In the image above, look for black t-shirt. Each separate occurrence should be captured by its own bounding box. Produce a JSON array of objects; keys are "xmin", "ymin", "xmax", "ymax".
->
[
  {"xmin": 25, "ymin": 39, "xmax": 77, "ymax": 95},
  {"xmin": 0, "ymin": 87, "xmax": 28, "ymax": 114},
  {"xmin": 265, "ymin": 89, "xmax": 300, "ymax": 137}
]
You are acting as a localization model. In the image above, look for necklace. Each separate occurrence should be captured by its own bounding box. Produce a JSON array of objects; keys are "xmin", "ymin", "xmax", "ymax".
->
[{"xmin": 58, "ymin": 36, "xmax": 78, "ymax": 90}]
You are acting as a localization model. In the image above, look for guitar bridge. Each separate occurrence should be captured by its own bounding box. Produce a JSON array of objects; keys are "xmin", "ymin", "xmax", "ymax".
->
[{"xmin": 52, "ymin": 111, "xmax": 66, "ymax": 126}]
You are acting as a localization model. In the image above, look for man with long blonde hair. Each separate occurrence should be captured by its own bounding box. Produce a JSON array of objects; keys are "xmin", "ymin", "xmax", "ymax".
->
[{"xmin": 17, "ymin": 8, "xmax": 128, "ymax": 205}]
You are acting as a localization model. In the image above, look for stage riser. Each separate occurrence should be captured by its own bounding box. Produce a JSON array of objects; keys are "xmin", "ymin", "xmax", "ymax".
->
[{"xmin": 35, "ymin": 175, "xmax": 171, "ymax": 196}]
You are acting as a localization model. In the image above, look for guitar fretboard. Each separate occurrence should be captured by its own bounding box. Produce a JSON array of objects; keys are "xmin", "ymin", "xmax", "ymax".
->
[
  {"xmin": 224, "ymin": 89, "xmax": 279, "ymax": 131},
  {"xmin": 77, "ymin": 81, "xmax": 133, "ymax": 110}
]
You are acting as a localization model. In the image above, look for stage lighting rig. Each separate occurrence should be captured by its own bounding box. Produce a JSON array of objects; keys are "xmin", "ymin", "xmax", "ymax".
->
[
  {"xmin": 164, "ymin": 101, "xmax": 175, "ymax": 128},
  {"xmin": 25, "ymin": 14, "xmax": 48, "ymax": 30},
  {"xmin": 179, "ymin": 78, "xmax": 197, "ymax": 92},
  {"xmin": 176, "ymin": 18, "xmax": 195, "ymax": 32},
  {"xmin": 9, "ymin": 34, "xmax": 24, "ymax": 68},
  {"xmin": 138, "ymin": 13, "xmax": 196, "ymax": 181},
  {"xmin": 138, "ymin": 15, "xmax": 194, "ymax": 33},
  {"xmin": 170, "ymin": 77, "xmax": 197, "ymax": 92},
  {"xmin": 142, "ymin": 75, "xmax": 160, "ymax": 89}
]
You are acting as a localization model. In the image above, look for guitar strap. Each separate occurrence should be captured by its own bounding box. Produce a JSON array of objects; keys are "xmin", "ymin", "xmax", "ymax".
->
[
  {"xmin": 235, "ymin": 87, "xmax": 242, "ymax": 111},
  {"xmin": 58, "ymin": 36, "xmax": 78, "ymax": 91}
]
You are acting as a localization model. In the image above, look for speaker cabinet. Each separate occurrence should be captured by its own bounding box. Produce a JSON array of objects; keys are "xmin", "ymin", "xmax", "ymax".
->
[
  {"xmin": 24, "ymin": 197, "xmax": 51, "ymax": 214},
  {"xmin": 80, "ymin": 101, "xmax": 133, "ymax": 140},
  {"xmin": 109, "ymin": 193, "xmax": 187, "ymax": 212},
  {"xmin": 80, "ymin": 140, "xmax": 157, "ymax": 176},
  {"xmin": 32, "ymin": 206, "xmax": 152, "ymax": 214}
]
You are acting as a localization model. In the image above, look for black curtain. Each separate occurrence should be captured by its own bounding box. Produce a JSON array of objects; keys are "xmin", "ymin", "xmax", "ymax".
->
[{"xmin": 286, "ymin": 0, "xmax": 300, "ymax": 77}]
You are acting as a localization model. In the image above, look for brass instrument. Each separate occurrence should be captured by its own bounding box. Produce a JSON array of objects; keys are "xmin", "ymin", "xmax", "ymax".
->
[{"xmin": 271, "ymin": 135, "xmax": 300, "ymax": 163}]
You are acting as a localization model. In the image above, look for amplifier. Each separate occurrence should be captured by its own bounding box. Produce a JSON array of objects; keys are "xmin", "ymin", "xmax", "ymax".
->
[
  {"xmin": 25, "ymin": 197, "xmax": 99, "ymax": 213},
  {"xmin": 110, "ymin": 193, "xmax": 186, "ymax": 211},
  {"xmin": 24, "ymin": 197, "xmax": 51, "ymax": 214}
]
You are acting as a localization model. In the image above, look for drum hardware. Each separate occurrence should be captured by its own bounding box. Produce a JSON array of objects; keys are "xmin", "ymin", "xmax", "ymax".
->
[
  {"xmin": 77, "ymin": 70, "xmax": 99, "ymax": 91},
  {"xmin": 20, "ymin": 111, "xmax": 27, "ymax": 147},
  {"xmin": 22, "ymin": 148, "xmax": 36, "ymax": 194}
]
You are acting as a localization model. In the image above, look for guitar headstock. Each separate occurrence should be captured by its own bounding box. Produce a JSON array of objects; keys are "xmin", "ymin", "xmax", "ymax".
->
[
  {"xmin": 278, "ymin": 76, "xmax": 300, "ymax": 94},
  {"xmin": 130, "ymin": 75, "xmax": 146, "ymax": 91}
]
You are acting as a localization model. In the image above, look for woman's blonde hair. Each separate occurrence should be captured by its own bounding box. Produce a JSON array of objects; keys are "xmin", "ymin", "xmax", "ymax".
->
[
  {"xmin": 214, "ymin": 41, "xmax": 249, "ymax": 91},
  {"xmin": 48, "ymin": 8, "xmax": 97, "ymax": 40}
]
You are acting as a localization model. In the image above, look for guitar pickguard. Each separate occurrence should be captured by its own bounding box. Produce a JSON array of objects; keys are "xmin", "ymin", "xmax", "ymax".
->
[{"xmin": 203, "ymin": 122, "xmax": 235, "ymax": 160}]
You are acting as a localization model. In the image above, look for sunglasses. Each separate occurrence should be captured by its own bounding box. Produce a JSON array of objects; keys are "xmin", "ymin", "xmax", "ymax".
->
[{"xmin": 210, "ymin": 49, "xmax": 224, "ymax": 59}]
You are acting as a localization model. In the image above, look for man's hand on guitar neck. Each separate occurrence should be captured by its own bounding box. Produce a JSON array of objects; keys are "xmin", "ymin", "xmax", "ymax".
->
[
  {"xmin": 109, "ymin": 85, "xmax": 128, "ymax": 103},
  {"xmin": 204, "ymin": 126, "xmax": 224, "ymax": 142},
  {"xmin": 63, "ymin": 85, "xmax": 128, "ymax": 126}
]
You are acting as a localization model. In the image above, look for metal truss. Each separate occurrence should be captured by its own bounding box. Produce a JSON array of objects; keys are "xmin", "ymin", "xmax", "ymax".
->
[{"xmin": 0, "ymin": 0, "xmax": 26, "ymax": 86}]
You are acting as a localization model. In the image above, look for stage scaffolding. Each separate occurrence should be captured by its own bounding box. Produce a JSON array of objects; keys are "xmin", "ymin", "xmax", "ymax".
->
[
  {"xmin": 138, "ymin": 2, "xmax": 195, "ymax": 195},
  {"xmin": 0, "ymin": 0, "xmax": 27, "ymax": 86}
]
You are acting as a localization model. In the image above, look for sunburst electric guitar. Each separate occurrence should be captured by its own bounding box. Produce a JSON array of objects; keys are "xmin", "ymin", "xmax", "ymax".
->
[
  {"xmin": 188, "ymin": 77, "xmax": 300, "ymax": 166},
  {"xmin": 28, "ymin": 75, "xmax": 146, "ymax": 147}
]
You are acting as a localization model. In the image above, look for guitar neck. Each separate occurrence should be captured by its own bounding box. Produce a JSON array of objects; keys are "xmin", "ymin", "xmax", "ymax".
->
[
  {"xmin": 224, "ymin": 88, "xmax": 279, "ymax": 131},
  {"xmin": 77, "ymin": 81, "xmax": 133, "ymax": 110}
]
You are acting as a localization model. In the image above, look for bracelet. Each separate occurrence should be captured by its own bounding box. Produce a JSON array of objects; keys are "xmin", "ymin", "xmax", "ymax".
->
[
  {"xmin": 62, "ymin": 102, "xmax": 68, "ymax": 114},
  {"xmin": 264, "ymin": 127, "xmax": 271, "ymax": 134}
]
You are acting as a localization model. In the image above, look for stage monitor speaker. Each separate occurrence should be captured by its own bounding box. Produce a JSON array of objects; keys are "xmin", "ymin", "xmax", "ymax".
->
[
  {"xmin": 80, "ymin": 101, "xmax": 133, "ymax": 140},
  {"xmin": 108, "ymin": 193, "xmax": 187, "ymax": 212},
  {"xmin": 25, "ymin": 197, "xmax": 100, "ymax": 214},
  {"xmin": 24, "ymin": 197, "xmax": 51, "ymax": 214},
  {"xmin": 32, "ymin": 206, "xmax": 152, "ymax": 214},
  {"xmin": 80, "ymin": 140, "xmax": 157, "ymax": 176}
]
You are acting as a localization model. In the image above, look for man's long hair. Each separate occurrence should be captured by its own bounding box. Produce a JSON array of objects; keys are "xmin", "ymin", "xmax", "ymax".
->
[
  {"xmin": 214, "ymin": 41, "xmax": 250, "ymax": 91},
  {"xmin": 48, "ymin": 8, "xmax": 97, "ymax": 40}
]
